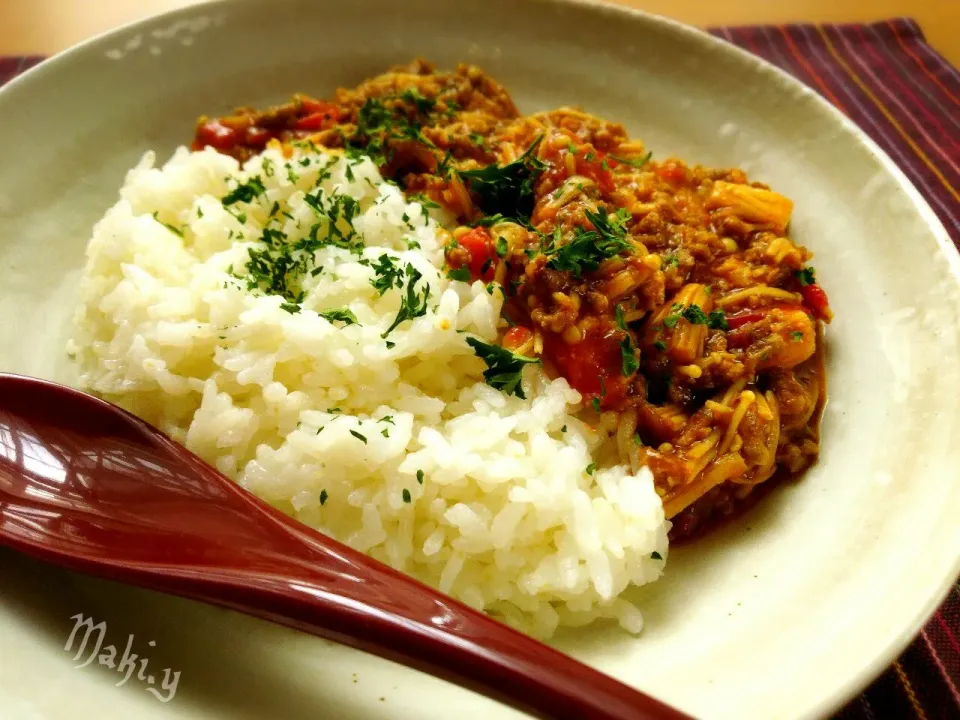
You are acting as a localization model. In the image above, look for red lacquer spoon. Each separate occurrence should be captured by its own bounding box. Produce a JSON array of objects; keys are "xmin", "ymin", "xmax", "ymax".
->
[{"xmin": 0, "ymin": 373, "xmax": 689, "ymax": 720}]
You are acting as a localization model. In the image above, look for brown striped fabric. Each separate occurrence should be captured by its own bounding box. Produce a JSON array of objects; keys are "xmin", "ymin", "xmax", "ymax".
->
[{"xmin": 2, "ymin": 16, "xmax": 959, "ymax": 719}]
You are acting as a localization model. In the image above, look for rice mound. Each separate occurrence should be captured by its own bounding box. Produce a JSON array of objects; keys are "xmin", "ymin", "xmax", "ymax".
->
[{"xmin": 68, "ymin": 143, "xmax": 668, "ymax": 637}]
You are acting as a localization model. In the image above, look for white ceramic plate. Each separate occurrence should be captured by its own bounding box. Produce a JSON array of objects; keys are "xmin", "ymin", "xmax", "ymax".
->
[{"xmin": 2, "ymin": 1, "xmax": 959, "ymax": 718}]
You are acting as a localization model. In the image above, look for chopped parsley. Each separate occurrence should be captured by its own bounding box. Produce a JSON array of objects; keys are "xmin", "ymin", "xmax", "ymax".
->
[
  {"xmin": 708, "ymin": 309, "xmax": 729, "ymax": 331},
  {"xmin": 471, "ymin": 212, "xmax": 510, "ymax": 228},
  {"xmin": 241, "ymin": 190, "xmax": 362, "ymax": 306},
  {"xmin": 796, "ymin": 267, "xmax": 817, "ymax": 286},
  {"xmin": 222, "ymin": 176, "xmax": 266, "ymax": 206},
  {"xmin": 348, "ymin": 92, "xmax": 439, "ymax": 166},
  {"xmin": 615, "ymin": 305, "xmax": 639, "ymax": 377},
  {"xmin": 466, "ymin": 337, "xmax": 541, "ymax": 399},
  {"xmin": 591, "ymin": 396, "xmax": 601, "ymax": 412},
  {"xmin": 651, "ymin": 551, "xmax": 663, "ymax": 561},
  {"xmin": 561, "ymin": 425, "xmax": 568, "ymax": 433},
  {"xmin": 400, "ymin": 87, "xmax": 435, "ymax": 114},
  {"xmin": 381, "ymin": 263, "xmax": 431, "ymax": 337},
  {"xmin": 435, "ymin": 149, "xmax": 455, "ymax": 178},
  {"xmin": 318, "ymin": 308, "xmax": 359, "ymax": 326},
  {"xmin": 585, "ymin": 463, "xmax": 597, "ymax": 476},
  {"xmin": 402, "ymin": 488, "xmax": 412, "ymax": 503},
  {"xmin": 495, "ymin": 236, "xmax": 508, "ymax": 257},
  {"xmin": 319, "ymin": 489, "xmax": 329, "ymax": 506},
  {"xmin": 416, "ymin": 469, "xmax": 424, "ymax": 485},
  {"xmin": 447, "ymin": 267, "xmax": 472, "ymax": 282},
  {"xmin": 381, "ymin": 428, "xmax": 390, "ymax": 437},
  {"xmin": 544, "ymin": 206, "xmax": 632, "ymax": 276},
  {"xmin": 379, "ymin": 416, "xmax": 395, "ymax": 425},
  {"xmin": 409, "ymin": 193, "xmax": 441, "ymax": 211},
  {"xmin": 791, "ymin": 330, "xmax": 805, "ymax": 342},
  {"xmin": 349, "ymin": 430, "xmax": 368, "ymax": 444},
  {"xmin": 610, "ymin": 151, "xmax": 652, "ymax": 168},
  {"xmin": 681, "ymin": 304, "xmax": 710, "ymax": 325},
  {"xmin": 458, "ymin": 136, "xmax": 546, "ymax": 222},
  {"xmin": 654, "ymin": 339, "xmax": 667, "ymax": 351},
  {"xmin": 662, "ymin": 303, "xmax": 728, "ymax": 331},
  {"xmin": 151, "ymin": 212, "xmax": 184, "ymax": 237},
  {"xmin": 370, "ymin": 254, "xmax": 405, "ymax": 295},
  {"xmin": 662, "ymin": 252, "xmax": 680, "ymax": 269}
]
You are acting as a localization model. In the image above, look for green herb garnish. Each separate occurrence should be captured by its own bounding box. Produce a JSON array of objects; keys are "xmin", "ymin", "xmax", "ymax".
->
[
  {"xmin": 370, "ymin": 254, "xmax": 405, "ymax": 295},
  {"xmin": 447, "ymin": 267, "xmax": 472, "ymax": 282},
  {"xmin": 319, "ymin": 308, "xmax": 359, "ymax": 326},
  {"xmin": 466, "ymin": 337, "xmax": 541, "ymax": 399},
  {"xmin": 382, "ymin": 264, "xmax": 431, "ymax": 337},
  {"xmin": 708, "ymin": 309, "xmax": 729, "ymax": 331},
  {"xmin": 458, "ymin": 136, "xmax": 546, "ymax": 222},
  {"xmin": 471, "ymin": 212, "xmax": 510, "ymax": 228},
  {"xmin": 151, "ymin": 212, "xmax": 184, "ymax": 237},
  {"xmin": 610, "ymin": 151, "xmax": 652, "ymax": 168},
  {"xmin": 222, "ymin": 176, "xmax": 266, "ymax": 206},
  {"xmin": 348, "ymin": 93, "xmax": 437, "ymax": 166},
  {"xmin": 544, "ymin": 206, "xmax": 632, "ymax": 276},
  {"xmin": 615, "ymin": 305, "xmax": 639, "ymax": 377},
  {"xmin": 795, "ymin": 267, "xmax": 816, "ymax": 286},
  {"xmin": 681, "ymin": 304, "xmax": 710, "ymax": 325},
  {"xmin": 350, "ymin": 430, "xmax": 368, "ymax": 444}
]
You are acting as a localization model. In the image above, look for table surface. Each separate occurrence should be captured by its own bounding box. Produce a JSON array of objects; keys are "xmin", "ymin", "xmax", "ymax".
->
[{"xmin": 2, "ymin": 0, "xmax": 959, "ymax": 66}]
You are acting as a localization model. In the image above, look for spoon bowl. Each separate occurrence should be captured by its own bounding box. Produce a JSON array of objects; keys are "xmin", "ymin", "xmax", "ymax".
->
[{"xmin": 0, "ymin": 373, "xmax": 687, "ymax": 720}]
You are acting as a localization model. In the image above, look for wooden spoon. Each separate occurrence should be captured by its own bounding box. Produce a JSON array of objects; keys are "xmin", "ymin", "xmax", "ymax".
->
[{"xmin": 0, "ymin": 373, "xmax": 689, "ymax": 720}]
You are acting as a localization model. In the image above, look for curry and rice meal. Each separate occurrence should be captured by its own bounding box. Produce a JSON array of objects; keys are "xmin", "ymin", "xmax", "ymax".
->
[{"xmin": 69, "ymin": 60, "xmax": 831, "ymax": 637}]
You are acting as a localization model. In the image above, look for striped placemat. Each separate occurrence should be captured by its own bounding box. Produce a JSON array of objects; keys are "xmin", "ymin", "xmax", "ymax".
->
[{"xmin": 2, "ymin": 16, "xmax": 959, "ymax": 719}]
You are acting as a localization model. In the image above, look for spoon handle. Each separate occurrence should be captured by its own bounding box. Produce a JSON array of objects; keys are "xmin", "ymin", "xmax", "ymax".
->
[
  {"xmin": 7, "ymin": 498, "xmax": 687, "ymax": 720},
  {"xmin": 164, "ymin": 499, "xmax": 686, "ymax": 720},
  {"xmin": 152, "ymin": 551, "xmax": 683, "ymax": 720}
]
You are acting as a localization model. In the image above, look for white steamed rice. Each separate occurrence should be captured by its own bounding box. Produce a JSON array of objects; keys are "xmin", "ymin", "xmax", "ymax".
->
[{"xmin": 68, "ymin": 143, "xmax": 668, "ymax": 637}]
